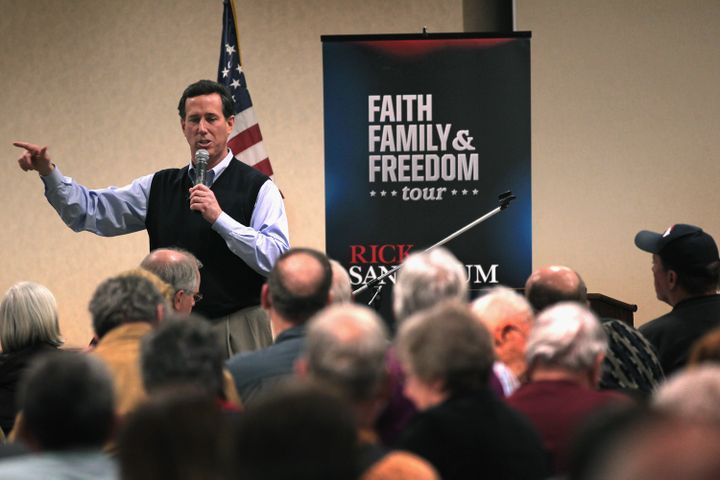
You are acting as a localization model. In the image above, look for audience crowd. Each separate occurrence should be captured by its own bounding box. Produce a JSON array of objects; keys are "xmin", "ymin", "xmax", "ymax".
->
[{"xmin": 1, "ymin": 222, "xmax": 720, "ymax": 479}]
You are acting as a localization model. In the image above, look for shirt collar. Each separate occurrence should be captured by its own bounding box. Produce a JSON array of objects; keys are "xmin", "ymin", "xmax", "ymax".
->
[{"xmin": 188, "ymin": 149, "xmax": 234, "ymax": 187}]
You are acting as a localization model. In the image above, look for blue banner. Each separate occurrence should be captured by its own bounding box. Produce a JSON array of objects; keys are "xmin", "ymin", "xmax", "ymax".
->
[{"xmin": 322, "ymin": 33, "xmax": 532, "ymax": 313}]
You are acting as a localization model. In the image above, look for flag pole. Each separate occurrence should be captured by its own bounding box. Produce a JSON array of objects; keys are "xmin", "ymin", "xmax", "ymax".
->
[{"xmin": 228, "ymin": 0, "xmax": 243, "ymax": 65}]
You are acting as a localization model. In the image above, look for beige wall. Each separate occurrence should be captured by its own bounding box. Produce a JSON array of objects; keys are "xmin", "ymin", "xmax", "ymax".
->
[
  {"xmin": 1, "ymin": 0, "xmax": 718, "ymax": 347},
  {"xmin": 0, "ymin": 0, "xmax": 462, "ymax": 346},
  {"xmin": 516, "ymin": 0, "xmax": 720, "ymax": 324}
]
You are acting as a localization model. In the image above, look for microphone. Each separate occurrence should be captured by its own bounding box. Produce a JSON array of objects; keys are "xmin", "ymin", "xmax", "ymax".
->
[{"xmin": 194, "ymin": 149, "xmax": 210, "ymax": 186}]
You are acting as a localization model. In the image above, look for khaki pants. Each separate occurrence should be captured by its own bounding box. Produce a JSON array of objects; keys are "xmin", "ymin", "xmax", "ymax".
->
[{"xmin": 212, "ymin": 305, "xmax": 272, "ymax": 358}]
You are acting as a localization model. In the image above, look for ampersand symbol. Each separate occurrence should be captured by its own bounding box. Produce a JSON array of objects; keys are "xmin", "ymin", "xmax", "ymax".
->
[{"xmin": 452, "ymin": 130, "xmax": 475, "ymax": 151}]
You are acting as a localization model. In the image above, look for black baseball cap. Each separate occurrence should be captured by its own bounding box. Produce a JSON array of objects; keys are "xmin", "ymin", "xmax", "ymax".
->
[{"xmin": 635, "ymin": 224, "xmax": 720, "ymax": 271}]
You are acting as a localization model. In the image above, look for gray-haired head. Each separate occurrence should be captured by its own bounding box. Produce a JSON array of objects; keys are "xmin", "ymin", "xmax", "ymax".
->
[
  {"xmin": 141, "ymin": 314, "xmax": 225, "ymax": 398},
  {"xmin": 18, "ymin": 352, "xmax": 115, "ymax": 450},
  {"xmin": 471, "ymin": 285, "xmax": 533, "ymax": 331},
  {"xmin": 329, "ymin": 260, "xmax": 353, "ymax": 304},
  {"xmin": 471, "ymin": 286, "xmax": 534, "ymax": 379},
  {"xmin": 653, "ymin": 365, "xmax": 720, "ymax": 423},
  {"xmin": 0, "ymin": 281, "xmax": 63, "ymax": 353},
  {"xmin": 141, "ymin": 247, "xmax": 202, "ymax": 292},
  {"xmin": 304, "ymin": 303, "xmax": 389, "ymax": 402},
  {"xmin": 397, "ymin": 301, "xmax": 494, "ymax": 397},
  {"xmin": 393, "ymin": 247, "xmax": 468, "ymax": 324},
  {"xmin": 141, "ymin": 248, "xmax": 202, "ymax": 314},
  {"xmin": 89, "ymin": 273, "xmax": 165, "ymax": 339},
  {"xmin": 526, "ymin": 302, "xmax": 607, "ymax": 373}
]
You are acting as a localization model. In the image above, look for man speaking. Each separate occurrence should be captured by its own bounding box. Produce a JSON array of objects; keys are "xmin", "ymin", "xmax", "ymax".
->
[{"xmin": 13, "ymin": 80, "xmax": 290, "ymax": 356}]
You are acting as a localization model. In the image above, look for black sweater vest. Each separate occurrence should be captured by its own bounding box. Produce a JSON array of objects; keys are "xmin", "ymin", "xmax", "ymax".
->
[{"xmin": 146, "ymin": 159, "xmax": 268, "ymax": 319}]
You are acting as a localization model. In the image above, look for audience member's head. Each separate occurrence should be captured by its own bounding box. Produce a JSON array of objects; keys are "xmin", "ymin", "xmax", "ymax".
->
[
  {"xmin": 567, "ymin": 403, "xmax": 651, "ymax": 480},
  {"xmin": 302, "ymin": 303, "xmax": 389, "ymax": 405},
  {"xmin": 635, "ymin": 224, "xmax": 720, "ymax": 305},
  {"xmin": 233, "ymin": 382, "xmax": 358, "ymax": 480},
  {"xmin": 118, "ymin": 388, "xmax": 234, "ymax": 480},
  {"xmin": 89, "ymin": 272, "xmax": 166, "ymax": 339},
  {"xmin": 141, "ymin": 248, "xmax": 202, "ymax": 314},
  {"xmin": 120, "ymin": 268, "xmax": 174, "ymax": 305},
  {"xmin": 652, "ymin": 365, "xmax": 720, "ymax": 423},
  {"xmin": 393, "ymin": 247, "xmax": 468, "ymax": 324},
  {"xmin": 329, "ymin": 259, "xmax": 353, "ymax": 304},
  {"xmin": 525, "ymin": 265, "xmax": 588, "ymax": 313},
  {"xmin": 263, "ymin": 248, "xmax": 332, "ymax": 327},
  {"xmin": 471, "ymin": 286, "xmax": 534, "ymax": 378},
  {"xmin": 396, "ymin": 301, "xmax": 494, "ymax": 410},
  {"xmin": 688, "ymin": 328, "xmax": 720, "ymax": 366},
  {"xmin": 525, "ymin": 303, "xmax": 607, "ymax": 384},
  {"xmin": 586, "ymin": 415, "xmax": 720, "ymax": 480},
  {"xmin": 0, "ymin": 281, "xmax": 63, "ymax": 353},
  {"xmin": 15, "ymin": 351, "xmax": 115, "ymax": 451},
  {"xmin": 140, "ymin": 314, "xmax": 225, "ymax": 399}
]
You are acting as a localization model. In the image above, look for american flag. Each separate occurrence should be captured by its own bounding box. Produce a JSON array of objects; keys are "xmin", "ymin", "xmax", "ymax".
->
[{"xmin": 217, "ymin": 0, "xmax": 274, "ymax": 177}]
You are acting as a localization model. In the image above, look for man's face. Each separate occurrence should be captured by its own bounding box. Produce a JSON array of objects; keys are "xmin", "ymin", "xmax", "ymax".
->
[
  {"xmin": 493, "ymin": 317, "xmax": 532, "ymax": 379},
  {"xmin": 181, "ymin": 93, "xmax": 234, "ymax": 167},
  {"xmin": 652, "ymin": 254, "xmax": 672, "ymax": 304},
  {"xmin": 173, "ymin": 270, "xmax": 201, "ymax": 315}
]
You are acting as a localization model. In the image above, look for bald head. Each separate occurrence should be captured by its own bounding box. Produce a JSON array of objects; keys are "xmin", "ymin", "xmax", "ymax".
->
[
  {"xmin": 525, "ymin": 265, "xmax": 587, "ymax": 313},
  {"xmin": 141, "ymin": 248, "xmax": 202, "ymax": 314},
  {"xmin": 266, "ymin": 248, "xmax": 332, "ymax": 324},
  {"xmin": 141, "ymin": 249, "xmax": 201, "ymax": 289}
]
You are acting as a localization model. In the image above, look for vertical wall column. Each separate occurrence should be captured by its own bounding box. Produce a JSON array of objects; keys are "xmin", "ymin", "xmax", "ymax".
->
[{"xmin": 463, "ymin": 0, "xmax": 514, "ymax": 31}]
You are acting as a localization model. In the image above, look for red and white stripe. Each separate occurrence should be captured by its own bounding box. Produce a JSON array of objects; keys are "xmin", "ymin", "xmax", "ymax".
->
[{"xmin": 228, "ymin": 106, "xmax": 274, "ymax": 178}]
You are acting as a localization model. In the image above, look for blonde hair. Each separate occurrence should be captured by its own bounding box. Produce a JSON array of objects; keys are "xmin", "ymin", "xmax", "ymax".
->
[
  {"xmin": 0, "ymin": 282, "xmax": 63, "ymax": 352},
  {"xmin": 119, "ymin": 268, "xmax": 174, "ymax": 304}
]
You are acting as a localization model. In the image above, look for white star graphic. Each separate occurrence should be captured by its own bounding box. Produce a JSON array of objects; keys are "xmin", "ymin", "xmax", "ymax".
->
[
  {"xmin": 230, "ymin": 79, "xmax": 241, "ymax": 89},
  {"xmin": 462, "ymin": 189, "xmax": 468, "ymax": 195},
  {"xmin": 451, "ymin": 189, "xmax": 458, "ymax": 196},
  {"xmin": 472, "ymin": 189, "xmax": 479, "ymax": 195},
  {"xmin": 236, "ymin": 65, "xmax": 243, "ymax": 75},
  {"xmin": 370, "ymin": 190, "xmax": 376, "ymax": 197},
  {"xmin": 391, "ymin": 190, "xmax": 397, "ymax": 197},
  {"xmin": 380, "ymin": 190, "xmax": 387, "ymax": 197},
  {"xmin": 225, "ymin": 43, "xmax": 236, "ymax": 56},
  {"xmin": 222, "ymin": 67, "xmax": 230, "ymax": 78}
]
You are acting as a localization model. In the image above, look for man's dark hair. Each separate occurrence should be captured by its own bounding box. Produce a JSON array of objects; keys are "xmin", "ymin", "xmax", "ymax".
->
[
  {"xmin": 178, "ymin": 80, "xmax": 235, "ymax": 119},
  {"xmin": 118, "ymin": 388, "xmax": 234, "ymax": 480},
  {"xmin": 89, "ymin": 274, "xmax": 165, "ymax": 339},
  {"xmin": 18, "ymin": 351, "xmax": 115, "ymax": 450},
  {"xmin": 526, "ymin": 273, "xmax": 587, "ymax": 313},
  {"xmin": 141, "ymin": 314, "xmax": 225, "ymax": 398},
  {"xmin": 267, "ymin": 248, "xmax": 333, "ymax": 324},
  {"xmin": 232, "ymin": 381, "xmax": 358, "ymax": 480},
  {"xmin": 659, "ymin": 256, "xmax": 720, "ymax": 296}
]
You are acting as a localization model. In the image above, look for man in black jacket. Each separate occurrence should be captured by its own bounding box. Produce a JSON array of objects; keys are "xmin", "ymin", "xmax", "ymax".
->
[{"xmin": 635, "ymin": 223, "xmax": 720, "ymax": 376}]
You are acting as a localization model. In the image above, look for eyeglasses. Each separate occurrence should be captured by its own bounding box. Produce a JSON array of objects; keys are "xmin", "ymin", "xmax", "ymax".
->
[{"xmin": 180, "ymin": 290, "xmax": 203, "ymax": 303}]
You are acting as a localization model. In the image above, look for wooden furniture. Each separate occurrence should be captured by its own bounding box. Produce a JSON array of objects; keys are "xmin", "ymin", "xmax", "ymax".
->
[{"xmin": 588, "ymin": 293, "xmax": 638, "ymax": 327}]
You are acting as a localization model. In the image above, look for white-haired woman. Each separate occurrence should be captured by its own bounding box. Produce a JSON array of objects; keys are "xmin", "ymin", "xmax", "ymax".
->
[{"xmin": 0, "ymin": 281, "xmax": 63, "ymax": 435}]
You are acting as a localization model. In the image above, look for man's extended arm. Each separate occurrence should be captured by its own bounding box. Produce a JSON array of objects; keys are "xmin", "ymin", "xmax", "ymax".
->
[
  {"xmin": 15, "ymin": 141, "xmax": 289, "ymax": 274},
  {"xmin": 41, "ymin": 167, "xmax": 151, "ymax": 236},
  {"xmin": 14, "ymin": 141, "xmax": 149, "ymax": 235}
]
